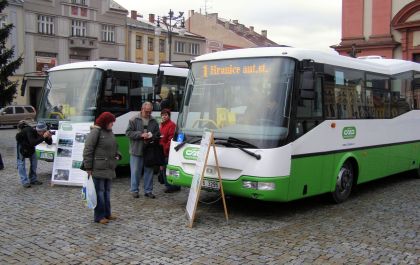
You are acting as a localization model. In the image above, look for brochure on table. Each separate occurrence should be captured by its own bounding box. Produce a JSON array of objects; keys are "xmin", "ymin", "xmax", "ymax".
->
[{"xmin": 51, "ymin": 121, "xmax": 92, "ymax": 186}]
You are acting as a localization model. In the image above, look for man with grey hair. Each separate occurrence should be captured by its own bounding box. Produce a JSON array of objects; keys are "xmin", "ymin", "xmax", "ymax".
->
[{"xmin": 126, "ymin": 102, "xmax": 160, "ymax": 199}]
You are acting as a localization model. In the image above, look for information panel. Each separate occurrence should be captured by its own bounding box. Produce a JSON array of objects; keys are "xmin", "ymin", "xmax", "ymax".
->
[
  {"xmin": 186, "ymin": 131, "xmax": 212, "ymax": 226},
  {"xmin": 51, "ymin": 121, "xmax": 92, "ymax": 186}
]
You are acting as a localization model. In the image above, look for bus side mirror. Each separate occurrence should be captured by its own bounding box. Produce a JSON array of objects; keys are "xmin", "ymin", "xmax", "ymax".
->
[
  {"xmin": 105, "ymin": 77, "xmax": 114, "ymax": 91},
  {"xmin": 104, "ymin": 70, "xmax": 114, "ymax": 91},
  {"xmin": 154, "ymin": 70, "xmax": 164, "ymax": 95},
  {"xmin": 299, "ymin": 71, "xmax": 315, "ymax": 100},
  {"xmin": 184, "ymin": 84, "xmax": 193, "ymax": 106}
]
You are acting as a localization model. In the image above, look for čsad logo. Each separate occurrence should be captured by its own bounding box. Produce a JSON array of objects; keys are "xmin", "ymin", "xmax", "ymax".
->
[
  {"xmin": 183, "ymin": 147, "xmax": 199, "ymax": 160},
  {"xmin": 342, "ymin": 126, "xmax": 356, "ymax": 139}
]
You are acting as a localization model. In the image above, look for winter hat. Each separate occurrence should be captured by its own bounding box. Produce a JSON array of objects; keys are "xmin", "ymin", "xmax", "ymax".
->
[
  {"xmin": 161, "ymin": 108, "xmax": 171, "ymax": 117},
  {"xmin": 35, "ymin": 121, "xmax": 47, "ymax": 131},
  {"xmin": 95, "ymin": 112, "xmax": 116, "ymax": 129}
]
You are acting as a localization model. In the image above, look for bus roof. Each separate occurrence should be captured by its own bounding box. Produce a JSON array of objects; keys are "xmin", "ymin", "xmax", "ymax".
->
[
  {"xmin": 48, "ymin": 61, "xmax": 189, "ymax": 77},
  {"xmin": 192, "ymin": 47, "xmax": 420, "ymax": 75}
]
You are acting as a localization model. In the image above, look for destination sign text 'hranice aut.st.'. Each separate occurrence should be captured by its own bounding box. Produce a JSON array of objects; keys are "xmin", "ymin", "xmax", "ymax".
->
[{"xmin": 202, "ymin": 64, "xmax": 269, "ymax": 78}]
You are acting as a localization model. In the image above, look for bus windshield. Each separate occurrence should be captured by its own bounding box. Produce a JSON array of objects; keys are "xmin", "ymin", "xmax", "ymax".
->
[
  {"xmin": 178, "ymin": 57, "xmax": 295, "ymax": 148},
  {"xmin": 37, "ymin": 68, "xmax": 102, "ymax": 126}
]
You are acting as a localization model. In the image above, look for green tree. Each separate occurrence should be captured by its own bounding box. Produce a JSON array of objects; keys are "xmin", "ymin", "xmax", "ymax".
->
[{"xmin": 0, "ymin": 0, "xmax": 23, "ymax": 107}]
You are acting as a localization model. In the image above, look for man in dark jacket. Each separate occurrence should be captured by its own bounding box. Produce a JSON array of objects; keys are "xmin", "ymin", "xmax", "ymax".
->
[
  {"xmin": 126, "ymin": 102, "xmax": 160, "ymax": 199},
  {"xmin": 16, "ymin": 121, "xmax": 53, "ymax": 188}
]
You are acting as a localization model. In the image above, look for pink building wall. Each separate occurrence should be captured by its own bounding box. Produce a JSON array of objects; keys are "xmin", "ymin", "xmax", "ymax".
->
[
  {"xmin": 342, "ymin": 0, "xmax": 364, "ymax": 40},
  {"xmin": 371, "ymin": 0, "xmax": 392, "ymax": 37}
]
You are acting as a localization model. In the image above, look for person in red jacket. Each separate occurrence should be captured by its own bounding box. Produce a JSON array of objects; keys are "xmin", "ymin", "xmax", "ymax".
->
[{"xmin": 159, "ymin": 109, "xmax": 180, "ymax": 193}]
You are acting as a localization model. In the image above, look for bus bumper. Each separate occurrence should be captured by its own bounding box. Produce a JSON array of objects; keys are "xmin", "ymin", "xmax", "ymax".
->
[
  {"xmin": 166, "ymin": 165, "xmax": 290, "ymax": 202},
  {"xmin": 36, "ymin": 147, "xmax": 55, "ymax": 162}
]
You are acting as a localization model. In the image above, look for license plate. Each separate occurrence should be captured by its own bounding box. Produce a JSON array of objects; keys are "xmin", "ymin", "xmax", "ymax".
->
[{"xmin": 202, "ymin": 178, "xmax": 220, "ymax": 190}]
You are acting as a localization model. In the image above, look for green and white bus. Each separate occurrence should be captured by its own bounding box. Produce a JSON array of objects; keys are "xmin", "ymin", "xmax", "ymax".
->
[
  {"xmin": 35, "ymin": 60, "xmax": 188, "ymax": 166},
  {"xmin": 167, "ymin": 47, "xmax": 420, "ymax": 203}
]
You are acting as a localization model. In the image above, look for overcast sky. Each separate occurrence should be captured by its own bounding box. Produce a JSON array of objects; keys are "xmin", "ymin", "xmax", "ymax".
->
[{"xmin": 114, "ymin": 0, "xmax": 342, "ymax": 52}]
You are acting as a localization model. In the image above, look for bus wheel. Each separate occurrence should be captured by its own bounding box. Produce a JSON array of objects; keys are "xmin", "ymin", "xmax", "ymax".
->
[
  {"xmin": 414, "ymin": 166, "xmax": 420, "ymax": 179},
  {"xmin": 332, "ymin": 161, "xmax": 354, "ymax": 203}
]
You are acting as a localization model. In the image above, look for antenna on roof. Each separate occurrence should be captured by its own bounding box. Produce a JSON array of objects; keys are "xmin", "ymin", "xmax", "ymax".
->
[{"xmin": 202, "ymin": 0, "xmax": 212, "ymax": 15}]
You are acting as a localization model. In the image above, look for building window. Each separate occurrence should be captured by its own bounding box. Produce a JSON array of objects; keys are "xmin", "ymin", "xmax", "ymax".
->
[
  {"xmin": 136, "ymin": 35, "xmax": 142, "ymax": 49},
  {"xmin": 175, "ymin": 41, "xmax": 185, "ymax": 53},
  {"xmin": 159, "ymin": 39, "xmax": 165, "ymax": 53},
  {"xmin": 38, "ymin": 15, "xmax": 54, "ymax": 35},
  {"xmin": 148, "ymin": 37, "xmax": 154, "ymax": 51},
  {"xmin": 72, "ymin": 20, "xmax": 86, "ymax": 37},
  {"xmin": 71, "ymin": 0, "xmax": 87, "ymax": 5},
  {"xmin": 101, "ymin": 24, "xmax": 114, "ymax": 42},
  {"xmin": 80, "ymin": 8, "xmax": 87, "ymax": 17},
  {"xmin": 190, "ymin": 43, "xmax": 199, "ymax": 55}
]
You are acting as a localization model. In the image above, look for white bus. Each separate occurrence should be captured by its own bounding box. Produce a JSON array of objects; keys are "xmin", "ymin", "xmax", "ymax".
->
[
  {"xmin": 167, "ymin": 47, "xmax": 420, "ymax": 203},
  {"xmin": 35, "ymin": 61, "xmax": 188, "ymax": 166}
]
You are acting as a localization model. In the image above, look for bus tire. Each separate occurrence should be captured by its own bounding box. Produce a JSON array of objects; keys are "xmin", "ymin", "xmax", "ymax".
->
[
  {"xmin": 414, "ymin": 166, "xmax": 420, "ymax": 179},
  {"xmin": 331, "ymin": 161, "xmax": 354, "ymax": 203}
]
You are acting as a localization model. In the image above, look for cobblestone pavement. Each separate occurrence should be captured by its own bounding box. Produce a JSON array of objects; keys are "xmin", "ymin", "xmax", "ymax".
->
[{"xmin": 0, "ymin": 127, "xmax": 419, "ymax": 265}]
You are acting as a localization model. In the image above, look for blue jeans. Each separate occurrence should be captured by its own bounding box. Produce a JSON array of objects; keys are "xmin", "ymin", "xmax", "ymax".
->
[
  {"xmin": 16, "ymin": 143, "xmax": 38, "ymax": 185},
  {"xmin": 130, "ymin": 155, "xmax": 153, "ymax": 194},
  {"xmin": 93, "ymin": 177, "xmax": 111, "ymax": 222}
]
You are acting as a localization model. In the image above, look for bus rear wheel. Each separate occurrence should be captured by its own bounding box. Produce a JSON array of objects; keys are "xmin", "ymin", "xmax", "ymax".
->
[{"xmin": 332, "ymin": 161, "xmax": 354, "ymax": 203}]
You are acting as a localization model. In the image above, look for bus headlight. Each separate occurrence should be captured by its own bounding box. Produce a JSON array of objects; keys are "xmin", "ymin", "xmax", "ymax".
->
[
  {"xmin": 242, "ymin": 181, "xmax": 276, "ymax": 191},
  {"xmin": 168, "ymin": 169, "xmax": 180, "ymax": 179},
  {"xmin": 243, "ymin": 181, "xmax": 258, "ymax": 189},
  {"xmin": 257, "ymin": 182, "xmax": 276, "ymax": 190}
]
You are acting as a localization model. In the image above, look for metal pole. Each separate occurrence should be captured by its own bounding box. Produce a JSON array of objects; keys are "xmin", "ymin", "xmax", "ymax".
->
[
  {"xmin": 168, "ymin": 10, "xmax": 173, "ymax": 64},
  {"xmin": 168, "ymin": 29, "xmax": 172, "ymax": 63}
]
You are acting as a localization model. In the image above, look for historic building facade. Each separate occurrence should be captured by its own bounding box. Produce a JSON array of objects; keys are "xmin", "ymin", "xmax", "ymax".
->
[
  {"xmin": 126, "ymin": 10, "xmax": 206, "ymax": 67},
  {"xmin": 333, "ymin": 0, "xmax": 420, "ymax": 61},
  {"xmin": 186, "ymin": 10, "xmax": 280, "ymax": 53},
  {"xmin": 2, "ymin": 0, "xmax": 127, "ymax": 107}
]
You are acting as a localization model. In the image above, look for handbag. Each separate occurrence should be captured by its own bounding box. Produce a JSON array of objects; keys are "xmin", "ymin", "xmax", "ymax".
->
[
  {"xmin": 158, "ymin": 169, "xmax": 165, "ymax": 184},
  {"xmin": 143, "ymin": 141, "xmax": 165, "ymax": 167},
  {"xmin": 81, "ymin": 175, "xmax": 97, "ymax": 209},
  {"xmin": 79, "ymin": 161, "xmax": 86, "ymax": 171}
]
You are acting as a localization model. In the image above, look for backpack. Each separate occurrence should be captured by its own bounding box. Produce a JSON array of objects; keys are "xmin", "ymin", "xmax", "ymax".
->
[
  {"xmin": 15, "ymin": 120, "xmax": 34, "ymax": 143},
  {"xmin": 15, "ymin": 120, "xmax": 36, "ymax": 158}
]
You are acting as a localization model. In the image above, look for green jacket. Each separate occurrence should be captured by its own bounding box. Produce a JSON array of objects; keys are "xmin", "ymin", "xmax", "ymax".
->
[{"xmin": 83, "ymin": 126, "xmax": 120, "ymax": 179}]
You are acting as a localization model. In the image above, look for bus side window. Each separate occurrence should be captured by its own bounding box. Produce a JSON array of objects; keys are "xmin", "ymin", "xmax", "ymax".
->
[
  {"xmin": 101, "ymin": 71, "xmax": 129, "ymax": 112},
  {"xmin": 130, "ymin": 73, "xmax": 143, "ymax": 111},
  {"xmin": 296, "ymin": 75, "xmax": 323, "ymax": 138}
]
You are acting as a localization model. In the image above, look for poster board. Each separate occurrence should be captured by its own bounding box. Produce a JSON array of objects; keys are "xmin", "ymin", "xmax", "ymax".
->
[
  {"xmin": 51, "ymin": 121, "xmax": 92, "ymax": 186},
  {"xmin": 186, "ymin": 131, "xmax": 228, "ymax": 228}
]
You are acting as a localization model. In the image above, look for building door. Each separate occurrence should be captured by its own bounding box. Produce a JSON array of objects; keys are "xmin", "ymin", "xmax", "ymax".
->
[{"xmin": 29, "ymin": 87, "xmax": 41, "ymax": 110}]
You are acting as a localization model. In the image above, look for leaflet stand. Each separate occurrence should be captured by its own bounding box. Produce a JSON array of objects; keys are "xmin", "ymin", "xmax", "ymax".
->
[{"xmin": 185, "ymin": 130, "xmax": 229, "ymax": 228}]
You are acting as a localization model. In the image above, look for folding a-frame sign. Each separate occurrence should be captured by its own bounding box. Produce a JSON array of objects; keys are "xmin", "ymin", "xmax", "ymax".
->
[{"xmin": 185, "ymin": 131, "xmax": 229, "ymax": 228}]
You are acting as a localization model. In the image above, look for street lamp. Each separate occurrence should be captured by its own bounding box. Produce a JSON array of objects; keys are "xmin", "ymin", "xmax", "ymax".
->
[{"xmin": 154, "ymin": 9, "xmax": 186, "ymax": 64}]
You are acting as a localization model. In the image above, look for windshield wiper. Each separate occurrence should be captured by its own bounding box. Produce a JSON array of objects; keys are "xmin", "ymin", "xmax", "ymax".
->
[
  {"xmin": 227, "ymin": 137, "xmax": 258, "ymax": 148},
  {"xmin": 174, "ymin": 136, "xmax": 201, "ymax": 151},
  {"xmin": 214, "ymin": 138, "xmax": 261, "ymax": 160}
]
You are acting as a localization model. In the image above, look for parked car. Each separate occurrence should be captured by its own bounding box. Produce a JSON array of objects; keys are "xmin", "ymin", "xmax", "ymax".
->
[{"xmin": 0, "ymin": 105, "xmax": 36, "ymax": 127}]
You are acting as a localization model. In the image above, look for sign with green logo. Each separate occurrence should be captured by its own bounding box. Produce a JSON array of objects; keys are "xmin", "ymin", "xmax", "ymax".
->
[
  {"xmin": 183, "ymin": 147, "xmax": 200, "ymax": 160},
  {"xmin": 342, "ymin": 126, "xmax": 356, "ymax": 139}
]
